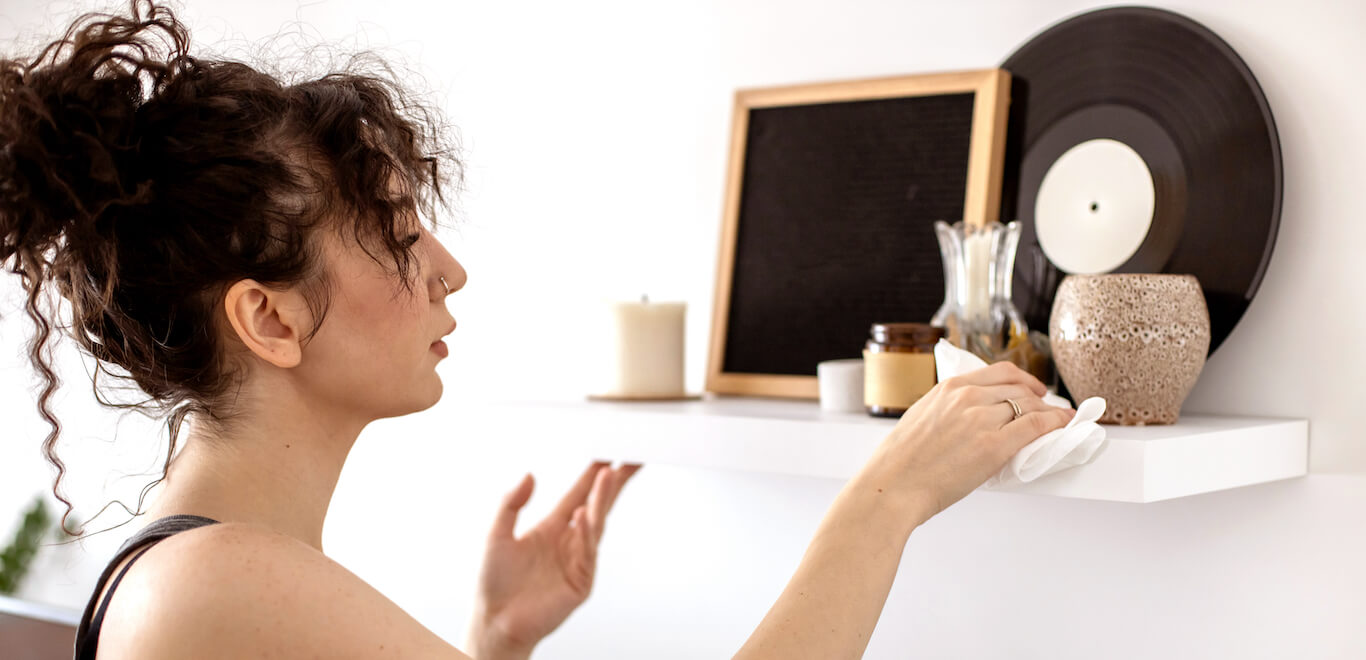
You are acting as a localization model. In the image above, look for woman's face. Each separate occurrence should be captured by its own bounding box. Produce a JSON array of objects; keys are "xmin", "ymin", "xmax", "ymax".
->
[{"xmin": 291, "ymin": 215, "xmax": 466, "ymax": 423}]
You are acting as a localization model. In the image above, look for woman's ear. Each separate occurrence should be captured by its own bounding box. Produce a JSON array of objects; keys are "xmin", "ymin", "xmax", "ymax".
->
[{"xmin": 223, "ymin": 279, "xmax": 309, "ymax": 368}]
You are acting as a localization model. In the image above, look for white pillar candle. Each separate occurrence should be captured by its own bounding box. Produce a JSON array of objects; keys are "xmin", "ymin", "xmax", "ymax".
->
[
  {"xmin": 594, "ymin": 296, "xmax": 686, "ymax": 398},
  {"xmin": 962, "ymin": 230, "xmax": 993, "ymax": 321}
]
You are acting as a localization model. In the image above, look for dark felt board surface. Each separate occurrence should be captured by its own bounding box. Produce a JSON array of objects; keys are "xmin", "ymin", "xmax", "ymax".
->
[{"xmin": 722, "ymin": 92, "xmax": 976, "ymax": 376}]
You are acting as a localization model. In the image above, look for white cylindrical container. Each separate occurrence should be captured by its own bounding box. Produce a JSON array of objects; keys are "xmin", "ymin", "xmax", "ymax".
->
[
  {"xmin": 593, "ymin": 296, "xmax": 686, "ymax": 398},
  {"xmin": 817, "ymin": 358, "xmax": 865, "ymax": 413}
]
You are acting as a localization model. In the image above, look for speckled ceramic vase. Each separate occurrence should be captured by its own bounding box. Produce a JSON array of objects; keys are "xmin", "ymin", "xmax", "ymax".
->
[{"xmin": 1049, "ymin": 274, "xmax": 1211, "ymax": 425}]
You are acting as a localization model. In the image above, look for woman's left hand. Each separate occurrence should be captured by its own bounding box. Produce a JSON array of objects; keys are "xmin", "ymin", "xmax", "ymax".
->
[{"xmin": 465, "ymin": 461, "xmax": 642, "ymax": 660}]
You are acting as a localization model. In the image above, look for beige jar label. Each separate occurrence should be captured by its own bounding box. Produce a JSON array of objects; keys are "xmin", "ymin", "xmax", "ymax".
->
[{"xmin": 863, "ymin": 350, "xmax": 937, "ymax": 410}]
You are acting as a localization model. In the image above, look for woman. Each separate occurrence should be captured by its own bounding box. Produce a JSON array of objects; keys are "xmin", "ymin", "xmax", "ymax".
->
[{"xmin": 0, "ymin": 2, "xmax": 1074, "ymax": 658}]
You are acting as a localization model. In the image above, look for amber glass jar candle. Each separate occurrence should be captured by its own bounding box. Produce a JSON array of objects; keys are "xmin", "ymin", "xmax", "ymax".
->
[{"xmin": 863, "ymin": 323, "xmax": 945, "ymax": 418}]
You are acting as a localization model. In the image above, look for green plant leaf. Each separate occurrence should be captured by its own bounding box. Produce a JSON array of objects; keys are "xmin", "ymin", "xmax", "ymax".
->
[{"xmin": 0, "ymin": 496, "xmax": 53, "ymax": 596}]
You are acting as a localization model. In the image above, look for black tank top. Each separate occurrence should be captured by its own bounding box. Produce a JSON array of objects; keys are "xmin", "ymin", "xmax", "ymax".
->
[{"xmin": 73, "ymin": 514, "xmax": 221, "ymax": 660}]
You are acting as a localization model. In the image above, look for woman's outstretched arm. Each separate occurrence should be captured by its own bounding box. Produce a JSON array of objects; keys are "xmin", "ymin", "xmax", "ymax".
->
[
  {"xmin": 735, "ymin": 361, "xmax": 1075, "ymax": 660},
  {"xmin": 733, "ymin": 463, "xmax": 930, "ymax": 660}
]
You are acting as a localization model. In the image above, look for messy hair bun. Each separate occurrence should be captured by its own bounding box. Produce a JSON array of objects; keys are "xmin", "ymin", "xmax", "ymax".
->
[{"xmin": 0, "ymin": 0, "xmax": 459, "ymax": 535}]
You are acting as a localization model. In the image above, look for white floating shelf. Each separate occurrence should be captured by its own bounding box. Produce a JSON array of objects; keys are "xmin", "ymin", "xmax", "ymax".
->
[{"xmin": 462, "ymin": 395, "xmax": 1308, "ymax": 503}]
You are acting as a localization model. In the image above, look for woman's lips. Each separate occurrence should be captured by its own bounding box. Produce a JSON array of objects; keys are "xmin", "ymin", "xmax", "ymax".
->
[{"xmin": 430, "ymin": 340, "xmax": 448, "ymax": 358}]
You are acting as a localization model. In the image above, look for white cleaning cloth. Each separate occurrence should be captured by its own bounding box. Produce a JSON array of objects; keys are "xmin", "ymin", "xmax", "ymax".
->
[{"xmin": 933, "ymin": 338, "xmax": 1108, "ymax": 487}]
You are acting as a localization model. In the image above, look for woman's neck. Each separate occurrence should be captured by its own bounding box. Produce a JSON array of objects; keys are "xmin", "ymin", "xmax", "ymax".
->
[{"xmin": 144, "ymin": 393, "xmax": 368, "ymax": 553}]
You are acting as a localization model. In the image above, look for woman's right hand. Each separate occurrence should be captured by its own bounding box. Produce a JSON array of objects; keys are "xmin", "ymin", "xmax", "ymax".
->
[
  {"xmin": 733, "ymin": 360, "xmax": 1077, "ymax": 660},
  {"xmin": 865, "ymin": 360, "xmax": 1076, "ymax": 522}
]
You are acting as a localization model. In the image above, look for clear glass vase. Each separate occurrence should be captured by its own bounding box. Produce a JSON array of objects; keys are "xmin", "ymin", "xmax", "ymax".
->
[{"xmin": 931, "ymin": 220, "xmax": 1052, "ymax": 383}]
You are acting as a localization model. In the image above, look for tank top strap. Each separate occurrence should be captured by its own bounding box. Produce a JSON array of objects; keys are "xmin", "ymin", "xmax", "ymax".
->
[{"xmin": 73, "ymin": 514, "xmax": 221, "ymax": 660}]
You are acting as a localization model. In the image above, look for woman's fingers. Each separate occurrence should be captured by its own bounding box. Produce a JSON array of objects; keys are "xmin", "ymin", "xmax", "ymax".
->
[
  {"xmin": 585, "ymin": 463, "xmax": 642, "ymax": 542},
  {"xmin": 947, "ymin": 360, "xmax": 1047, "ymax": 396},
  {"xmin": 972, "ymin": 386, "xmax": 1072, "ymax": 426},
  {"xmin": 551, "ymin": 461, "xmax": 610, "ymax": 523},
  {"xmin": 566, "ymin": 506, "xmax": 596, "ymax": 594},
  {"xmin": 1000, "ymin": 405, "xmax": 1075, "ymax": 453},
  {"xmin": 490, "ymin": 473, "xmax": 535, "ymax": 541},
  {"xmin": 577, "ymin": 507, "xmax": 596, "ymax": 563},
  {"xmin": 619, "ymin": 463, "xmax": 644, "ymax": 481},
  {"xmin": 584, "ymin": 466, "xmax": 611, "ymax": 541},
  {"xmin": 972, "ymin": 384, "xmax": 1046, "ymax": 408},
  {"xmin": 600, "ymin": 464, "xmax": 641, "ymax": 513}
]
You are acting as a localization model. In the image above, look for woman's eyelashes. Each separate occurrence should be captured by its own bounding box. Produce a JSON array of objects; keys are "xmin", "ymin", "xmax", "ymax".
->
[{"xmin": 400, "ymin": 233, "xmax": 421, "ymax": 249}]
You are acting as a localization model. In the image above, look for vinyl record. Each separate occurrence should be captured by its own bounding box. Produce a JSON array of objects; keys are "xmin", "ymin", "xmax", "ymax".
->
[{"xmin": 999, "ymin": 6, "xmax": 1282, "ymax": 356}]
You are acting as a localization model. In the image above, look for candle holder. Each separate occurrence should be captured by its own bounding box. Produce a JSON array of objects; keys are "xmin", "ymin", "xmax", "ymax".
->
[{"xmin": 931, "ymin": 220, "xmax": 1052, "ymax": 383}]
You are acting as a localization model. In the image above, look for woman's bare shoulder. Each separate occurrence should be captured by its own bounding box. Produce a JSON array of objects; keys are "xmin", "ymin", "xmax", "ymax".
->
[{"xmin": 96, "ymin": 521, "xmax": 471, "ymax": 660}]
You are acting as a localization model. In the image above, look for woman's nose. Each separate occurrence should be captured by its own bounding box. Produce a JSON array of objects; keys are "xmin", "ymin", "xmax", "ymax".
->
[{"xmin": 429, "ymin": 235, "xmax": 466, "ymax": 299}]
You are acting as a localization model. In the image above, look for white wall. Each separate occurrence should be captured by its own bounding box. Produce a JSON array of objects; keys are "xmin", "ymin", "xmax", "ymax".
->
[{"xmin": 1, "ymin": 0, "xmax": 1363, "ymax": 657}]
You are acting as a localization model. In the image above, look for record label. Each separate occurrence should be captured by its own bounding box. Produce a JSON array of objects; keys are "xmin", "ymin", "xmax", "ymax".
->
[{"xmin": 1035, "ymin": 138, "xmax": 1155, "ymax": 274}]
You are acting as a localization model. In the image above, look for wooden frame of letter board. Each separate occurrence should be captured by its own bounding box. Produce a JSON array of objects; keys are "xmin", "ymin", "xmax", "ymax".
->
[{"xmin": 705, "ymin": 68, "xmax": 1011, "ymax": 399}]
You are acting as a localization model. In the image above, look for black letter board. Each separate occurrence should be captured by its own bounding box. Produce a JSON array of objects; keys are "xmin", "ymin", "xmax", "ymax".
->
[{"xmin": 706, "ymin": 70, "xmax": 1011, "ymax": 399}]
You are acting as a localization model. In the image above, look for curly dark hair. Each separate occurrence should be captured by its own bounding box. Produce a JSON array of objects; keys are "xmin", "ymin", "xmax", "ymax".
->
[{"xmin": 0, "ymin": 0, "xmax": 460, "ymax": 537}]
